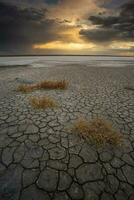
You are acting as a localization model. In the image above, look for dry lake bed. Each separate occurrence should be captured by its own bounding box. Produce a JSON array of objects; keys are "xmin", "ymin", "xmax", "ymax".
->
[{"xmin": 0, "ymin": 56, "xmax": 134, "ymax": 200}]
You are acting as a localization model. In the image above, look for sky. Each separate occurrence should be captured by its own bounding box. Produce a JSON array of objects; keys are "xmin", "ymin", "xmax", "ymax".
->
[{"xmin": 0, "ymin": 0, "xmax": 134, "ymax": 55}]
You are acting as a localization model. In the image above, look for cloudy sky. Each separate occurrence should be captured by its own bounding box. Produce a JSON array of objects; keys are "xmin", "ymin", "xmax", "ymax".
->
[{"xmin": 0, "ymin": 0, "xmax": 134, "ymax": 55}]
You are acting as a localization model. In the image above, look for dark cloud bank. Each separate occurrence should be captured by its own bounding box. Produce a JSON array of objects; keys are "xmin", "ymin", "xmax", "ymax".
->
[
  {"xmin": 0, "ymin": 1, "xmax": 62, "ymax": 54},
  {"xmin": 0, "ymin": 0, "xmax": 134, "ymax": 54},
  {"xmin": 80, "ymin": 2, "xmax": 134, "ymax": 45}
]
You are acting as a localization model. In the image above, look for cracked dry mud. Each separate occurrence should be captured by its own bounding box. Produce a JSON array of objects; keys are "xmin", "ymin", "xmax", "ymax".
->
[{"xmin": 0, "ymin": 64, "xmax": 134, "ymax": 200}]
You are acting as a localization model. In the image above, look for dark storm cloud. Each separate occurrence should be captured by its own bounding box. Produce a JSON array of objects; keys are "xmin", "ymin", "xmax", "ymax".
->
[
  {"xmin": 80, "ymin": 29, "xmax": 118, "ymax": 43},
  {"xmin": 0, "ymin": 2, "xmax": 62, "ymax": 53},
  {"xmin": 80, "ymin": 2, "xmax": 134, "ymax": 43},
  {"xmin": 103, "ymin": 0, "xmax": 133, "ymax": 9},
  {"xmin": 45, "ymin": 0, "xmax": 59, "ymax": 5}
]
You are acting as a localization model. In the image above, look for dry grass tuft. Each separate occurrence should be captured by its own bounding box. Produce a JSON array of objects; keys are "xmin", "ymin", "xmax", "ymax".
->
[
  {"xmin": 73, "ymin": 118, "xmax": 123, "ymax": 146},
  {"xmin": 17, "ymin": 80, "xmax": 68, "ymax": 93},
  {"xmin": 36, "ymin": 80, "xmax": 68, "ymax": 90},
  {"xmin": 17, "ymin": 84, "xmax": 36, "ymax": 93},
  {"xmin": 124, "ymin": 86, "xmax": 134, "ymax": 91},
  {"xmin": 29, "ymin": 96, "xmax": 57, "ymax": 109}
]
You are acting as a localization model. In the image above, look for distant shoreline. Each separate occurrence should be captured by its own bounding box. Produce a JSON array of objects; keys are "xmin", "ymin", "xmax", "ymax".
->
[{"xmin": 0, "ymin": 55, "xmax": 134, "ymax": 57}]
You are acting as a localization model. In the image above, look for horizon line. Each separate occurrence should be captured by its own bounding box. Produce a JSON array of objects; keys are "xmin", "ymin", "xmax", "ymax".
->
[{"xmin": 0, "ymin": 54, "xmax": 134, "ymax": 57}]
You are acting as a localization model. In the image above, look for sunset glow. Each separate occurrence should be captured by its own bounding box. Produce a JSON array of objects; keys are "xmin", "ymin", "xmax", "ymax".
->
[
  {"xmin": 0, "ymin": 0, "xmax": 134, "ymax": 55},
  {"xmin": 33, "ymin": 41, "xmax": 95, "ymax": 50}
]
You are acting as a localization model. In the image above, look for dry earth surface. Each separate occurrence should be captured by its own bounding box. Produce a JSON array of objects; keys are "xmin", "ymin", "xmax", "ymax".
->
[{"xmin": 0, "ymin": 64, "xmax": 134, "ymax": 200}]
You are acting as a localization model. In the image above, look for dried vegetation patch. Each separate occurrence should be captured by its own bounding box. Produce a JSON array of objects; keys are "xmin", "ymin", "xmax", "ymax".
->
[
  {"xmin": 72, "ymin": 118, "xmax": 123, "ymax": 146},
  {"xmin": 36, "ymin": 80, "xmax": 68, "ymax": 90},
  {"xmin": 30, "ymin": 96, "xmax": 57, "ymax": 109},
  {"xmin": 17, "ymin": 80, "xmax": 68, "ymax": 93}
]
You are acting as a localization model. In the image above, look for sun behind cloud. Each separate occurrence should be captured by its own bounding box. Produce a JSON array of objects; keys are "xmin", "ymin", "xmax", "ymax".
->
[
  {"xmin": 0, "ymin": 0, "xmax": 134, "ymax": 55},
  {"xmin": 33, "ymin": 41, "xmax": 95, "ymax": 51}
]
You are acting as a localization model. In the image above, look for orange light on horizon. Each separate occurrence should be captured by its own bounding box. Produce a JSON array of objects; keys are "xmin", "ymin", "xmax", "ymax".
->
[
  {"xmin": 33, "ymin": 41, "xmax": 95, "ymax": 50},
  {"xmin": 111, "ymin": 41, "xmax": 134, "ymax": 50}
]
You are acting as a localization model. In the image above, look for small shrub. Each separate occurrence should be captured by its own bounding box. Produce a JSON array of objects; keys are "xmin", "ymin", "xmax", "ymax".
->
[
  {"xmin": 73, "ymin": 118, "xmax": 123, "ymax": 146},
  {"xmin": 17, "ymin": 80, "xmax": 68, "ymax": 93},
  {"xmin": 17, "ymin": 84, "xmax": 36, "ymax": 93},
  {"xmin": 30, "ymin": 96, "xmax": 57, "ymax": 109},
  {"xmin": 36, "ymin": 80, "xmax": 68, "ymax": 90}
]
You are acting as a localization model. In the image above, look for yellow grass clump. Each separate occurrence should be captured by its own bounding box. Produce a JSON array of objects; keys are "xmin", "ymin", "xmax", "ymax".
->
[
  {"xmin": 17, "ymin": 84, "xmax": 36, "ymax": 93},
  {"xmin": 17, "ymin": 80, "xmax": 68, "ymax": 93},
  {"xmin": 36, "ymin": 80, "xmax": 68, "ymax": 90},
  {"xmin": 29, "ymin": 96, "xmax": 57, "ymax": 109},
  {"xmin": 73, "ymin": 118, "xmax": 123, "ymax": 146}
]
